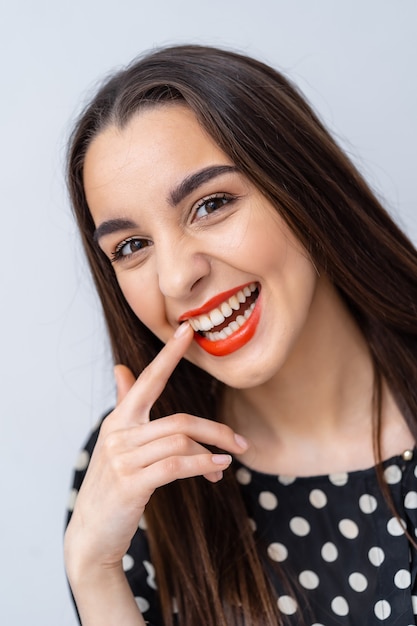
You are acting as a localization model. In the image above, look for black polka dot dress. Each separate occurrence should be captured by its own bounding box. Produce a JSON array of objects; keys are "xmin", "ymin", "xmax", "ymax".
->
[{"xmin": 67, "ymin": 426, "xmax": 417, "ymax": 625}]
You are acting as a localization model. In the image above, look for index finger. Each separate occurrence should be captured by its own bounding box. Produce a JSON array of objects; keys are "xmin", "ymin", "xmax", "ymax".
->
[{"xmin": 119, "ymin": 321, "xmax": 194, "ymax": 423}]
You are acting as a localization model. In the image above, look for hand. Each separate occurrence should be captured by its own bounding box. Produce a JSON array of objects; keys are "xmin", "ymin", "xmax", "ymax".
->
[{"xmin": 65, "ymin": 322, "xmax": 248, "ymax": 576}]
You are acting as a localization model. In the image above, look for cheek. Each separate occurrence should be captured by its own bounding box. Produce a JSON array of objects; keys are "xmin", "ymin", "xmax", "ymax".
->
[
  {"xmin": 250, "ymin": 217, "xmax": 318, "ymax": 317},
  {"xmin": 117, "ymin": 272, "xmax": 166, "ymax": 330}
]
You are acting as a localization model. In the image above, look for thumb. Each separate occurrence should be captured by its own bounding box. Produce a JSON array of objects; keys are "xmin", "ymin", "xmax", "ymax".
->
[{"xmin": 114, "ymin": 364, "xmax": 136, "ymax": 405}]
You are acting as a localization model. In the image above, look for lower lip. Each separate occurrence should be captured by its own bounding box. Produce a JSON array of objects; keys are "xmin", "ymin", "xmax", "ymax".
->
[{"xmin": 193, "ymin": 292, "xmax": 261, "ymax": 357}]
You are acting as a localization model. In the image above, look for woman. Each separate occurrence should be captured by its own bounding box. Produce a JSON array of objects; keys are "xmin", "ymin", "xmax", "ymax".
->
[{"xmin": 65, "ymin": 44, "xmax": 417, "ymax": 625}]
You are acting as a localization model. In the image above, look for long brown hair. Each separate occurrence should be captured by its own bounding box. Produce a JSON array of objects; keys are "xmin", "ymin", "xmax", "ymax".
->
[{"xmin": 67, "ymin": 44, "xmax": 417, "ymax": 625}]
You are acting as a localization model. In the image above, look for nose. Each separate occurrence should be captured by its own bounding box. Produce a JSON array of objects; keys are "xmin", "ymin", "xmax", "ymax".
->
[{"xmin": 155, "ymin": 234, "xmax": 211, "ymax": 300}]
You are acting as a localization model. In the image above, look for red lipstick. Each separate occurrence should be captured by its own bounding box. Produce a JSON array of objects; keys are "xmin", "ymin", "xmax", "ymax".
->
[
  {"xmin": 194, "ymin": 295, "xmax": 261, "ymax": 357},
  {"xmin": 178, "ymin": 283, "xmax": 254, "ymax": 321}
]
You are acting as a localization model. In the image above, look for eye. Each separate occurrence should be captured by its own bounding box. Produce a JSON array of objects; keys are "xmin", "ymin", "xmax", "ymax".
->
[
  {"xmin": 111, "ymin": 237, "xmax": 152, "ymax": 263},
  {"xmin": 193, "ymin": 194, "xmax": 232, "ymax": 220}
]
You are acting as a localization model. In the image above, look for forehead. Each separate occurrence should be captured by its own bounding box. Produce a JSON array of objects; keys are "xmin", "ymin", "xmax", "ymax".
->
[
  {"xmin": 83, "ymin": 105, "xmax": 236, "ymax": 226},
  {"xmin": 83, "ymin": 104, "xmax": 228, "ymax": 191}
]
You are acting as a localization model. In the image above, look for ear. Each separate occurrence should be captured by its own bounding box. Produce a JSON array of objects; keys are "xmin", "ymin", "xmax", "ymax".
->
[{"xmin": 113, "ymin": 364, "xmax": 136, "ymax": 405}]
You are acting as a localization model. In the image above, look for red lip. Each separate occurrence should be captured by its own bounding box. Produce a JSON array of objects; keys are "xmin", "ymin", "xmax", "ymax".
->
[
  {"xmin": 178, "ymin": 283, "xmax": 255, "ymax": 321},
  {"xmin": 194, "ymin": 291, "xmax": 261, "ymax": 357}
]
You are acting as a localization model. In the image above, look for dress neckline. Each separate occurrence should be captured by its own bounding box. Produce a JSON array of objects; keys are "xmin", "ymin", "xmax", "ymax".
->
[{"xmin": 234, "ymin": 447, "xmax": 416, "ymax": 484}]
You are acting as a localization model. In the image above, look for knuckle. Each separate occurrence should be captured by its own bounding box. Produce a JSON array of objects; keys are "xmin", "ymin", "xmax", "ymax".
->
[
  {"xmin": 214, "ymin": 421, "xmax": 232, "ymax": 441},
  {"xmin": 170, "ymin": 433, "xmax": 190, "ymax": 453},
  {"xmin": 101, "ymin": 431, "xmax": 121, "ymax": 455},
  {"xmin": 161, "ymin": 455, "xmax": 182, "ymax": 477},
  {"xmin": 171, "ymin": 412, "xmax": 192, "ymax": 430},
  {"xmin": 110, "ymin": 453, "xmax": 130, "ymax": 475}
]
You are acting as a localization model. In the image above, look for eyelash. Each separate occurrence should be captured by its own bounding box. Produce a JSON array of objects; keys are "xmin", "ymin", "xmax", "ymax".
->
[
  {"xmin": 110, "ymin": 237, "xmax": 151, "ymax": 264},
  {"xmin": 193, "ymin": 192, "xmax": 235, "ymax": 220},
  {"xmin": 110, "ymin": 192, "xmax": 236, "ymax": 263}
]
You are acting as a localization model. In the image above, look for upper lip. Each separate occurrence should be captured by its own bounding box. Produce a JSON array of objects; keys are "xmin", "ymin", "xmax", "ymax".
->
[{"xmin": 178, "ymin": 283, "xmax": 255, "ymax": 321}]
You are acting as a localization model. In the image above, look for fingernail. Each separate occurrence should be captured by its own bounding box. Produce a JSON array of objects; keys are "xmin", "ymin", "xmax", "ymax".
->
[
  {"xmin": 212, "ymin": 454, "xmax": 232, "ymax": 465},
  {"xmin": 234, "ymin": 434, "xmax": 249, "ymax": 450},
  {"xmin": 174, "ymin": 321, "xmax": 190, "ymax": 338}
]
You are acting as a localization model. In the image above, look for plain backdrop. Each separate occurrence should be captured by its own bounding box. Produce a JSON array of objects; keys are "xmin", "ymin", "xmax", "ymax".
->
[{"xmin": 0, "ymin": 1, "xmax": 416, "ymax": 624}]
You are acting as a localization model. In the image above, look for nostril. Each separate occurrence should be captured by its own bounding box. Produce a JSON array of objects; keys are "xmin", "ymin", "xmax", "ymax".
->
[{"xmin": 190, "ymin": 275, "xmax": 205, "ymax": 291}]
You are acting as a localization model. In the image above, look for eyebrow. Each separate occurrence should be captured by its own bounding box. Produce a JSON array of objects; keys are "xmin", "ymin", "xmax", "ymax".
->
[
  {"xmin": 93, "ymin": 164, "xmax": 239, "ymax": 243},
  {"xmin": 93, "ymin": 218, "xmax": 137, "ymax": 243},
  {"xmin": 169, "ymin": 164, "xmax": 239, "ymax": 206}
]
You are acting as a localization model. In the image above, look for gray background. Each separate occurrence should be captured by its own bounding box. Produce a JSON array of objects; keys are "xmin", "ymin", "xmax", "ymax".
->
[{"xmin": 1, "ymin": 1, "xmax": 416, "ymax": 624}]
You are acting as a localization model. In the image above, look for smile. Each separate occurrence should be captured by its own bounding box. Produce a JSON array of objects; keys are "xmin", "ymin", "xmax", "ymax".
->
[
  {"xmin": 188, "ymin": 282, "xmax": 258, "ymax": 338},
  {"xmin": 179, "ymin": 283, "xmax": 261, "ymax": 357}
]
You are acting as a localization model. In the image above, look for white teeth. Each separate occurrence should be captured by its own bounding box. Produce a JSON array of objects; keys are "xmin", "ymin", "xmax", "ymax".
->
[
  {"xmin": 209, "ymin": 309, "xmax": 225, "ymax": 326},
  {"xmin": 229, "ymin": 321, "xmax": 240, "ymax": 332},
  {"xmin": 229, "ymin": 295, "xmax": 240, "ymax": 311},
  {"xmin": 189, "ymin": 318, "xmax": 200, "ymax": 331},
  {"xmin": 199, "ymin": 315, "xmax": 213, "ymax": 332},
  {"xmin": 220, "ymin": 301, "xmax": 233, "ymax": 317},
  {"xmin": 237, "ymin": 289, "xmax": 246, "ymax": 303},
  {"xmin": 186, "ymin": 284, "xmax": 258, "ymax": 338}
]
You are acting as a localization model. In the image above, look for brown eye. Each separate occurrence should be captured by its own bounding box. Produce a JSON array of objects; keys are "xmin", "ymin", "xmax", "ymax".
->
[
  {"xmin": 119, "ymin": 239, "xmax": 147, "ymax": 256},
  {"xmin": 194, "ymin": 195, "xmax": 230, "ymax": 219},
  {"xmin": 111, "ymin": 237, "xmax": 152, "ymax": 263}
]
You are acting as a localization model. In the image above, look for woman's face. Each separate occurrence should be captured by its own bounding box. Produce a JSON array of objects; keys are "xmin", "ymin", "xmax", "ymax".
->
[{"xmin": 84, "ymin": 105, "xmax": 319, "ymax": 388}]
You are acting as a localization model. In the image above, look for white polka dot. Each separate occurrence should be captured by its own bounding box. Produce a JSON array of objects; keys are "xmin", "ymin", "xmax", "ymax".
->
[
  {"xmin": 329, "ymin": 472, "xmax": 348, "ymax": 486},
  {"xmin": 278, "ymin": 475, "xmax": 296, "ymax": 485},
  {"xmin": 74, "ymin": 449, "xmax": 90, "ymax": 471},
  {"xmin": 289, "ymin": 516, "xmax": 311, "ymax": 536},
  {"xmin": 267, "ymin": 542, "xmax": 288, "ymax": 562},
  {"xmin": 277, "ymin": 595, "xmax": 298, "ymax": 615},
  {"xmin": 143, "ymin": 560, "xmax": 157, "ymax": 590},
  {"xmin": 135, "ymin": 596, "xmax": 150, "ymax": 613},
  {"xmin": 259, "ymin": 491, "xmax": 278, "ymax": 510},
  {"xmin": 394, "ymin": 569, "xmax": 411, "ymax": 589},
  {"xmin": 387, "ymin": 516, "xmax": 406, "ymax": 536},
  {"xmin": 248, "ymin": 518, "xmax": 257, "ymax": 532},
  {"xmin": 138, "ymin": 515, "xmax": 147, "ymax": 530},
  {"xmin": 359, "ymin": 493, "xmax": 377, "ymax": 514},
  {"xmin": 311, "ymin": 624, "xmax": 325, "ymax": 626},
  {"xmin": 236, "ymin": 467, "xmax": 252, "ymax": 484},
  {"xmin": 348, "ymin": 572, "xmax": 368, "ymax": 592},
  {"xmin": 412, "ymin": 595, "xmax": 417, "ymax": 613},
  {"xmin": 299, "ymin": 570, "xmax": 320, "ymax": 589},
  {"xmin": 384, "ymin": 464, "xmax": 402, "ymax": 484},
  {"xmin": 331, "ymin": 596, "xmax": 349, "ymax": 616},
  {"xmin": 321, "ymin": 542, "xmax": 338, "ymax": 562},
  {"xmin": 374, "ymin": 599, "xmax": 391, "ymax": 619},
  {"xmin": 368, "ymin": 546, "xmax": 385, "ymax": 567},
  {"xmin": 122, "ymin": 554, "xmax": 134, "ymax": 571},
  {"xmin": 338, "ymin": 518, "xmax": 359, "ymax": 539},
  {"xmin": 67, "ymin": 488, "xmax": 78, "ymax": 512},
  {"xmin": 405, "ymin": 491, "xmax": 417, "ymax": 509},
  {"xmin": 309, "ymin": 489, "xmax": 327, "ymax": 508}
]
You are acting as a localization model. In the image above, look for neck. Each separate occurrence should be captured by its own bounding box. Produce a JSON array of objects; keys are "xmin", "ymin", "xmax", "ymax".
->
[{"xmin": 223, "ymin": 278, "xmax": 410, "ymax": 475}]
